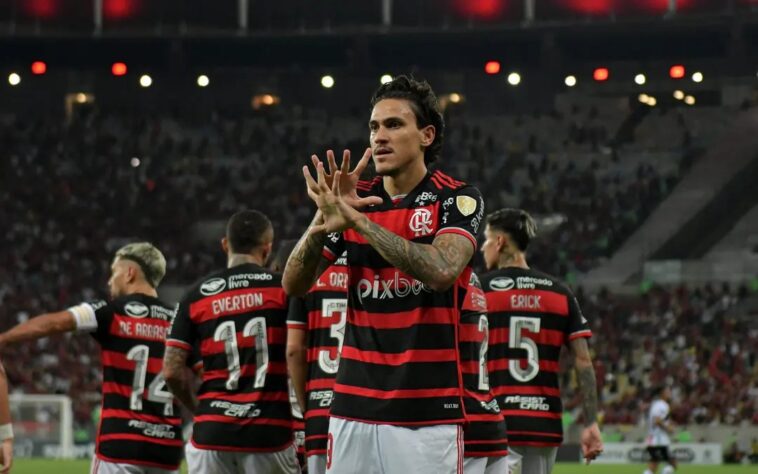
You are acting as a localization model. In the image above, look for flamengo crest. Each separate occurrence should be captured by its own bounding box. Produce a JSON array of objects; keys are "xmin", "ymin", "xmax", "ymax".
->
[{"xmin": 409, "ymin": 208, "xmax": 434, "ymax": 237}]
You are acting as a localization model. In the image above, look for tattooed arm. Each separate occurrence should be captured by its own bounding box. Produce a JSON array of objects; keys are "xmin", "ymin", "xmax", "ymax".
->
[
  {"xmin": 570, "ymin": 337, "xmax": 603, "ymax": 463},
  {"xmin": 282, "ymin": 211, "xmax": 334, "ymax": 297},
  {"xmin": 354, "ymin": 216, "xmax": 474, "ymax": 292},
  {"xmin": 162, "ymin": 346, "xmax": 197, "ymax": 413}
]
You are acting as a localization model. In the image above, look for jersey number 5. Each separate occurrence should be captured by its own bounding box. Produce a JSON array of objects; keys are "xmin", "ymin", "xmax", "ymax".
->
[
  {"xmin": 508, "ymin": 316, "xmax": 541, "ymax": 382},
  {"xmin": 213, "ymin": 317, "xmax": 270, "ymax": 391}
]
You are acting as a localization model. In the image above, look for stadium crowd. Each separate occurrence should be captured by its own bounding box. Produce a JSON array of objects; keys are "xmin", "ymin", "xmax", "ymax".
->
[{"xmin": 0, "ymin": 103, "xmax": 751, "ymax": 436}]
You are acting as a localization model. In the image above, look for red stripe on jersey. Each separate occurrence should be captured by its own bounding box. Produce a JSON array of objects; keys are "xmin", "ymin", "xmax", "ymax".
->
[
  {"xmin": 490, "ymin": 358, "xmax": 559, "ymax": 373},
  {"xmin": 108, "ymin": 315, "xmax": 170, "ymax": 343},
  {"xmin": 430, "ymin": 175, "xmax": 444, "ymax": 190},
  {"xmin": 489, "ymin": 327, "xmax": 567, "ymax": 347},
  {"xmin": 486, "ymin": 290, "xmax": 568, "ymax": 316},
  {"xmin": 100, "ymin": 409, "xmax": 180, "ymax": 425},
  {"xmin": 202, "ymin": 362, "xmax": 287, "ymax": 381},
  {"xmin": 465, "ymin": 438, "xmax": 509, "ymax": 445},
  {"xmin": 569, "ymin": 330, "xmax": 592, "ymax": 340},
  {"xmin": 434, "ymin": 171, "xmax": 464, "ymax": 188},
  {"xmin": 465, "ymin": 413, "xmax": 504, "ymax": 422},
  {"xmin": 189, "ymin": 287, "xmax": 287, "ymax": 324},
  {"xmin": 459, "ymin": 360, "xmax": 485, "ymax": 374},
  {"xmin": 351, "ymin": 307, "xmax": 452, "ymax": 329},
  {"xmin": 344, "ymin": 204, "xmax": 439, "ymax": 244},
  {"xmin": 197, "ymin": 391, "xmax": 289, "ymax": 402},
  {"xmin": 166, "ymin": 339, "xmax": 192, "ymax": 351},
  {"xmin": 305, "ymin": 434, "xmax": 329, "ymax": 442},
  {"xmin": 98, "ymin": 433, "xmax": 184, "ymax": 447},
  {"xmin": 508, "ymin": 430, "xmax": 562, "ymax": 438},
  {"xmin": 459, "ymin": 324, "xmax": 485, "ymax": 342},
  {"xmin": 436, "ymin": 228, "xmax": 478, "ymax": 250},
  {"xmin": 322, "ymin": 248, "xmax": 337, "ymax": 262},
  {"xmin": 509, "ymin": 441, "xmax": 561, "ymax": 447},
  {"xmin": 501, "ymin": 410, "xmax": 561, "ymax": 419},
  {"xmin": 464, "ymin": 450, "xmax": 509, "ymax": 457},
  {"xmin": 334, "ymin": 383, "xmax": 459, "ymax": 399},
  {"xmin": 102, "ymin": 382, "xmax": 133, "ymax": 398},
  {"xmin": 306, "ymin": 378, "xmax": 336, "ymax": 390},
  {"xmin": 102, "ymin": 350, "xmax": 163, "ymax": 374},
  {"xmin": 200, "ymin": 328, "xmax": 285, "ymax": 355},
  {"xmin": 493, "ymin": 386, "xmax": 561, "ymax": 397},
  {"xmin": 310, "ymin": 269, "xmax": 349, "ymax": 293},
  {"xmin": 306, "ymin": 310, "xmax": 346, "ymax": 330},
  {"xmin": 304, "ymin": 408, "xmax": 330, "ymax": 420},
  {"xmin": 193, "ymin": 415, "xmax": 293, "ymax": 428},
  {"xmin": 341, "ymin": 346, "xmax": 457, "ymax": 366},
  {"xmin": 286, "ymin": 322, "xmax": 306, "ymax": 330}
]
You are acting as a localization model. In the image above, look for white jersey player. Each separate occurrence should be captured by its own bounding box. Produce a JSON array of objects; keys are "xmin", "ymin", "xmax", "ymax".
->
[{"xmin": 644, "ymin": 386, "xmax": 677, "ymax": 474}]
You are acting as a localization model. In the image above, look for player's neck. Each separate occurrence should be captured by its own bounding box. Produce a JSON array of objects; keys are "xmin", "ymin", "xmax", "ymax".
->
[
  {"xmin": 497, "ymin": 252, "xmax": 529, "ymax": 270},
  {"xmin": 126, "ymin": 283, "xmax": 158, "ymax": 298},
  {"xmin": 227, "ymin": 253, "xmax": 264, "ymax": 268},
  {"xmin": 383, "ymin": 159, "xmax": 427, "ymax": 197}
]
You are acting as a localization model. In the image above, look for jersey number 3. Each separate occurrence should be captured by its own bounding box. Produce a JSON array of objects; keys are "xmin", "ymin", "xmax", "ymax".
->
[{"xmin": 318, "ymin": 298, "xmax": 347, "ymax": 375}]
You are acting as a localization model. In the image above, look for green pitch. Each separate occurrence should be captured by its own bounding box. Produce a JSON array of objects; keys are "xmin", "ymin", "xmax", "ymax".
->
[{"xmin": 9, "ymin": 460, "xmax": 757, "ymax": 473}]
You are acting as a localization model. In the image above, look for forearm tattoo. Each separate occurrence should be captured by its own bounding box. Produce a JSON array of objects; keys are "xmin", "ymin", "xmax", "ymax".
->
[
  {"xmin": 163, "ymin": 346, "xmax": 197, "ymax": 412},
  {"xmin": 576, "ymin": 365, "xmax": 599, "ymax": 426},
  {"xmin": 357, "ymin": 218, "xmax": 469, "ymax": 288}
]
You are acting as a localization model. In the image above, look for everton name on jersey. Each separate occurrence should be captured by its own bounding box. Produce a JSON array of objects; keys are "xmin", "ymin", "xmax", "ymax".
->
[
  {"xmin": 322, "ymin": 170, "xmax": 485, "ymax": 425},
  {"xmin": 286, "ymin": 254, "xmax": 348, "ymax": 456},
  {"xmin": 167, "ymin": 263, "xmax": 293, "ymax": 452},
  {"xmin": 68, "ymin": 294, "xmax": 183, "ymax": 470},
  {"xmin": 481, "ymin": 267, "xmax": 592, "ymax": 447}
]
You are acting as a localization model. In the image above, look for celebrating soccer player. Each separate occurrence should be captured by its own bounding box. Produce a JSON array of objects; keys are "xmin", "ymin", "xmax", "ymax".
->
[
  {"xmin": 480, "ymin": 208, "xmax": 603, "ymax": 473},
  {"xmin": 283, "ymin": 76, "xmax": 484, "ymax": 473},
  {"xmin": 164, "ymin": 210, "xmax": 300, "ymax": 473},
  {"xmin": 0, "ymin": 243, "xmax": 186, "ymax": 473}
]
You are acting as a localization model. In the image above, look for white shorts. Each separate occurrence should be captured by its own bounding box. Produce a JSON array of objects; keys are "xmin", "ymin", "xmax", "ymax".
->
[
  {"xmin": 507, "ymin": 446, "xmax": 557, "ymax": 474},
  {"xmin": 185, "ymin": 442, "xmax": 301, "ymax": 474},
  {"xmin": 326, "ymin": 417, "xmax": 462, "ymax": 474},
  {"xmin": 307, "ymin": 454, "xmax": 327, "ymax": 474},
  {"xmin": 90, "ymin": 456, "xmax": 178, "ymax": 474},
  {"xmin": 463, "ymin": 456, "xmax": 509, "ymax": 474}
]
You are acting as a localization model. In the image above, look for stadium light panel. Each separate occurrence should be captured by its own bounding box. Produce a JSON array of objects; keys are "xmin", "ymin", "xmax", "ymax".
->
[
  {"xmin": 31, "ymin": 61, "xmax": 47, "ymax": 75},
  {"xmin": 112, "ymin": 62, "xmax": 127, "ymax": 76},
  {"xmin": 564, "ymin": 75, "xmax": 577, "ymax": 87},
  {"xmin": 692, "ymin": 72, "xmax": 703, "ymax": 83},
  {"xmin": 321, "ymin": 75, "xmax": 335, "ymax": 88},
  {"xmin": 669, "ymin": 65, "xmax": 685, "ymax": 79},
  {"xmin": 8, "ymin": 73, "xmax": 20, "ymax": 86},
  {"xmin": 647, "ymin": 97, "xmax": 657, "ymax": 107},
  {"xmin": 485, "ymin": 61, "xmax": 501, "ymax": 75},
  {"xmin": 139, "ymin": 74, "xmax": 152, "ymax": 88},
  {"xmin": 130, "ymin": 157, "xmax": 141, "ymax": 167},
  {"xmin": 380, "ymin": 74, "xmax": 393, "ymax": 84},
  {"xmin": 75, "ymin": 93, "xmax": 87, "ymax": 103},
  {"xmin": 684, "ymin": 95, "xmax": 695, "ymax": 106},
  {"xmin": 634, "ymin": 74, "xmax": 646, "ymax": 85},
  {"xmin": 197, "ymin": 75, "xmax": 210, "ymax": 87},
  {"xmin": 638, "ymin": 94, "xmax": 649, "ymax": 103},
  {"xmin": 449, "ymin": 93, "xmax": 462, "ymax": 104},
  {"xmin": 593, "ymin": 68, "xmax": 609, "ymax": 82},
  {"xmin": 507, "ymin": 72, "xmax": 521, "ymax": 86},
  {"xmin": 673, "ymin": 90, "xmax": 685, "ymax": 100}
]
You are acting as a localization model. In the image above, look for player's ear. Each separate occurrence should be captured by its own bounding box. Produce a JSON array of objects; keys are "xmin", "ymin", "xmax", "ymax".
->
[
  {"xmin": 419, "ymin": 124, "xmax": 435, "ymax": 148},
  {"xmin": 221, "ymin": 237, "xmax": 229, "ymax": 254},
  {"xmin": 496, "ymin": 234, "xmax": 507, "ymax": 253}
]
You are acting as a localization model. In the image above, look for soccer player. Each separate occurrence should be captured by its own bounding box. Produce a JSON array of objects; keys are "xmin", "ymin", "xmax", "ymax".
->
[
  {"xmin": 163, "ymin": 210, "xmax": 300, "ymax": 474},
  {"xmin": 0, "ymin": 361, "xmax": 13, "ymax": 473},
  {"xmin": 459, "ymin": 273, "xmax": 508, "ymax": 474},
  {"xmin": 286, "ymin": 253, "xmax": 348, "ymax": 474},
  {"xmin": 0, "ymin": 243, "xmax": 185, "ymax": 473},
  {"xmin": 644, "ymin": 386, "xmax": 677, "ymax": 474},
  {"xmin": 480, "ymin": 208, "xmax": 603, "ymax": 474},
  {"xmin": 283, "ymin": 76, "xmax": 484, "ymax": 473}
]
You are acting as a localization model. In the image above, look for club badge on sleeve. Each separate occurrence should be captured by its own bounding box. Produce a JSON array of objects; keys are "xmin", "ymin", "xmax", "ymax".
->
[{"xmin": 456, "ymin": 196, "xmax": 477, "ymax": 216}]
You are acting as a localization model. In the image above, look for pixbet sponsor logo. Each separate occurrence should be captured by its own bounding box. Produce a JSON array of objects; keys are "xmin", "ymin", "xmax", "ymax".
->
[{"xmin": 356, "ymin": 273, "xmax": 430, "ymax": 301}]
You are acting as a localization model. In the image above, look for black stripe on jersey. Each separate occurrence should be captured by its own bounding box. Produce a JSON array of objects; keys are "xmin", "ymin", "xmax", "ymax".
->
[
  {"xmin": 337, "ymin": 358, "xmax": 460, "ymax": 391},
  {"xmin": 332, "ymin": 393, "xmax": 465, "ymax": 424},
  {"xmin": 345, "ymin": 325, "xmax": 456, "ymax": 353},
  {"xmin": 191, "ymin": 422, "xmax": 293, "ymax": 452}
]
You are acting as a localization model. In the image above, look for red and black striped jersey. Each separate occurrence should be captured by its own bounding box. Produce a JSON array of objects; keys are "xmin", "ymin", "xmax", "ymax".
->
[
  {"xmin": 286, "ymin": 256, "xmax": 348, "ymax": 455},
  {"xmin": 68, "ymin": 294, "xmax": 184, "ymax": 470},
  {"xmin": 322, "ymin": 170, "xmax": 485, "ymax": 425},
  {"xmin": 167, "ymin": 263, "xmax": 293, "ymax": 452},
  {"xmin": 481, "ymin": 267, "xmax": 592, "ymax": 447},
  {"xmin": 459, "ymin": 273, "xmax": 508, "ymax": 458}
]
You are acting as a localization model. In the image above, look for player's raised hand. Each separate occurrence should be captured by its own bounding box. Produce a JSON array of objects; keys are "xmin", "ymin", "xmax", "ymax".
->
[
  {"xmin": 304, "ymin": 166, "xmax": 364, "ymax": 234},
  {"xmin": 304, "ymin": 148, "xmax": 382, "ymax": 210},
  {"xmin": 0, "ymin": 437, "xmax": 12, "ymax": 473},
  {"xmin": 580, "ymin": 422, "xmax": 603, "ymax": 465}
]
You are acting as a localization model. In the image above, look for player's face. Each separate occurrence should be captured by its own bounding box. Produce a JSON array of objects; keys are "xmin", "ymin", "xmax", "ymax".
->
[
  {"xmin": 369, "ymin": 98, "xmax": 433, "ymax": 177},
  {"xmin": 480, "ymin": 225, "xmax": 501, "ymax": 271},
  {"xmin": 107, "ymin": 258, "xmax": 130, "ymax": 299}
]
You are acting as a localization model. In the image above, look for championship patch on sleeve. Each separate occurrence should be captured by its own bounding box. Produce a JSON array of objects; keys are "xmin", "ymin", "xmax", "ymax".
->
[{"xmin": 456, "ymin": 195, "xmax": 477, "ymax": 216}]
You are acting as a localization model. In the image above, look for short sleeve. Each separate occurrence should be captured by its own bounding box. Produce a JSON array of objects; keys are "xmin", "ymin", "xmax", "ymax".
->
[
  {"xmin": 437, "ymin": 186, "xmax": 485, "ymax": 251},
  {"xmin": 287, "ymin": 296, "xmax": 308, "ymax": 330},
  {"xmin": 166, "ymin": 299, "xmax": 195, "ymax": 352},
  {"xmin": 566, "ymin": 291, "xmax": 592, "ymax": 341},
  {"xmin": 68, "ymin": 300, "xmax": 111, "ymax": 339},
  {"xmin": 322, "ymin": 232, "xmax": 345, "ymax": 263}
]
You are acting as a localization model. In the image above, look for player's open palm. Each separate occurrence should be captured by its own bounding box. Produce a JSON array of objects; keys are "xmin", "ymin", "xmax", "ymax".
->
[
  {"xmin": 0, "ymin": 438, "xmax": 12, "ymax": 473},
  {"xmin": 581, "ymin": 422, "xmax": 603, "ymax": 464},
  {"xmin": 307, "ymin": 148, "xmax": 382, "ymax": 210},
  {"xmin": 303, "ymin": 162, "xmax": 361, "ymax": 233}
]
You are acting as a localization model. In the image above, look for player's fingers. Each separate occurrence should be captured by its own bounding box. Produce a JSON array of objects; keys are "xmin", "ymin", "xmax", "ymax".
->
[
  {"xmin": 303, "ymin": 165, "xmax": 319, "ymax": 190},
  {"xmin": 332, "ymin": 171, "xmax": 342, "ymax": 195},
  {"xmin": 326, "ymin": 150, "xmax": 338, "ymax": 176},
  {"xmin": 353, "ymin": 147, "xmax": 372, "ymax": 175},
  {"xmin": 354, "ymin": 196, "xmax": 383, "ymax": 209},
  {"xmin": 316, "ymin": 162, "xmax": 330, "ymax": 191},
  {"xmin": 341, "ymin": 149, "xmax": 351, "ymax": 175}
]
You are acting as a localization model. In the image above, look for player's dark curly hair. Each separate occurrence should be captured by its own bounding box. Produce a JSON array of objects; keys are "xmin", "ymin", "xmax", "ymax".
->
[
  {"xmin": 226, "ymin": 210, "xmax": 273, "ymax": 254},
  {"xmin": 370, "ymin": 75, "xmax": 445, "ymax": 165},
  {"xmin": 486, "ymin": 208, "xmax": 537, "ymax": 251}
]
